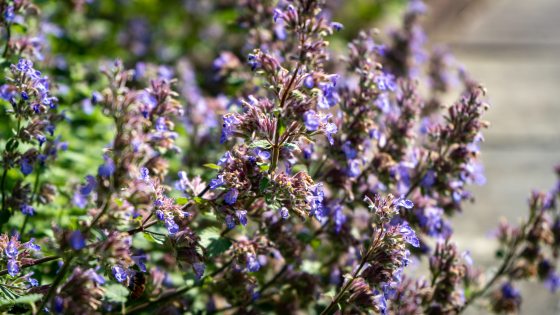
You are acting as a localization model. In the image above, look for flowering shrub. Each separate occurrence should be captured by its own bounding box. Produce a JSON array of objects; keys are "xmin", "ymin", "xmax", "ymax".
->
[{"xmin": 0, "ymin": 0, "xmax": 558, "ymax": 314}]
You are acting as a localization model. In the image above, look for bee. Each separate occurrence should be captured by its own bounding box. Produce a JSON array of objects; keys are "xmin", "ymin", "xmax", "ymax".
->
[{"xmin": 128, "ymin": 272, "xmax": 146, "ymax": 299}]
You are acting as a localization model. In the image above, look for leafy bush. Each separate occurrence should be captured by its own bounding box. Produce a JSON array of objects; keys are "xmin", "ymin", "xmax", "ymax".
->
[{"xmin": 0, "ymin": 0, "xmax": 558, "ymax": 314}]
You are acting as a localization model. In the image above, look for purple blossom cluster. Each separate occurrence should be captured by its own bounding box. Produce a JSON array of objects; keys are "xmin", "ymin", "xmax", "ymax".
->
[{"xmin": 0, "ymin": 0, "xmax": 557, "ymax": 314}]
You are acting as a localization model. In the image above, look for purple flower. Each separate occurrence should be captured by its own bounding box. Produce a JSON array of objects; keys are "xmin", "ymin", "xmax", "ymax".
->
[
  {"xmin": 399, "ymin": 223, "xmax": 420, "ymax": 247},
  {"xmin": 7, "ymin": 260, "xmax": 19, "ymax": 277},
  {"xmin": 325, "ymin": 123, "xmax": 337, "ymax": 145},
  {"xmin": 112, "ymin": 265, "xmax": 128, "ymax": 283},
  {"xmin": 225, "ymin": 215, "xmax": 235, "ymax": 229},
  {"xmin": 5, "ymin": 241, "xmax": 18, "ymax": 259},
  {"xmin": 373, "ymin": 290, "xmax": 387, "ymax": 315},
  {"xmin": 421, "ymin": 170, "xmax": 436, "ymax": 188},
  {"xmin": 501, "ymin": 282, "xmax": 520, "ymax": 299},
  {"xmin": 139, "ymin": 167, "xmax": 150, "ymax": 181},
  {"xmin": 247, "ymin": 54, "xmax": 261, "ymax": 71},
  {"xmin": 4, "ymin": 4, "xmax": 14, "ymax": 23},
  {"xmin": 347, "ymin": 159, "xmax": 361, "ymax": 178},
  {"xmin": 26, "ymin": 238, "xmax": 41, "ymax": 251},
  {"xmin": 246, "ymin": 254, "xmax": 260, "ymax": 272},
  {"xmin": 98, "ymin": 155, "xmax": 115, "ymax": 178},
  {"xmin": 279, "ymin": 207, "xmax": 289, "ymax": 219},
  {"xmin": 342, "ymin": 141, "xmax": 357, "ymax": 159},
  {"xmin": 20, "ymin": 204, "xmax": 35, "ymax": 216},
  {"xmin": 217, "ymin": 151, "xmax": 233, "ymax": 166},
  {"xmin": 28, "ymin": 278, "xmax": 39, "ymax": 287},
  {"xmin": 236, "ymin": 210, "xmax": 248, "ymax": 226},
  {"xmin": 273, "ymin": 9, "xmax": 283, "ymax": 23},
  {"xmin": 87, "ymin": 269, "xmax": 106, "ymax": 285},
  {"xmin": 193, "ymin": 262, "xmax": 205, "ymax": 280},
  {"xmin": 331, "ymin": 204, "xmax": 347, "ymax": 234},
  {"xmin": 220, "ymin": 115, "xmax": 240, "ymax": 143},
  {"xmin": 79, "ymin": 175, "xmax": 97, "ymax": 196},
  {"xmin": 132, "ymin": 253, "xmax": 147, "ymax": 273},
  {"xmin": 308, "ymin": 184, "xmax": 325, "ymax": 219},
  {"xmin": 73, "ymin": 191, "xmax": 88, "ymax": 209},
  {"xmin": 394, "ymin": 196, "xmax": 414, "ymax": 209},
  {"xmin": 374, "ymin": 73, "xmax": 395, "ymax": 92},
  {"xmin": 69, "ymin": 230, "xmax": 86, "ymax": 250},
  {"xmin": 462, "ymin": 251, "xmax": 473, "ymax": 266},
  {"xmin": 164, "ymin": 217, "xmax": 179, "ymax": 234},
  {"xmin": 20, "ymin": 158, "xmax": 33, "ymax": 176},
  {"xmin": 545, "ymin": 272, "xmax": 560, "ymax": 293},
  {"xmin": 304, "ymin": 110, "xmax": 320, "ymax": 131},
  {"xmin": 224, "ymin": 188, "xmax": 239, "ymax": 205},
  {"xmin": 155, "ymin": 117, "xmax": 167, "ymax": 131},
  {"xmin": 155, "ymin": 210, "xmax": 165, "ymax": 221},
  {"xmin": 318, "ymin": 80, "xmax": 339, "ymax": 109},
  {"xmin": 54, "ymin": 295, "xmax": 64, "ymax": 313},
  {"xmin": 254, "ymin": 148, "xmax": 271, "ymax": 160},
  {"xmin": 304, "ymin": 75, "xmax": 314, "ymax": 89},
  {"xmin": 16, "ymin": 59, "xmax": 33, "ymax": 73},
  {"xmin": 331, "ymin": 22, "xmax": 344, "ymax": 31}
]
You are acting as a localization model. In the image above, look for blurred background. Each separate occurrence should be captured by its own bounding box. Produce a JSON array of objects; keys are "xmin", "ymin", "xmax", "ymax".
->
[{"xmin": 424, "ymin": 0, "xmax": 560, "ymax": 313}]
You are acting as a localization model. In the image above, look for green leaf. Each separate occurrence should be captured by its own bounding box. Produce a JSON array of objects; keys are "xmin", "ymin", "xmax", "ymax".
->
[
  {"xmin": 144, "ymin": 232, "xmax": 164, "ymax": 245},
  {"xmin": 0, "ymin": 293, "xmax": 42, "ymax": 307},
  {"xmin": 176, "ymin": 197, "xmax": 189, "ymax": 205},
  {"xmin": 258, "ymin": 163, "xmax": 270, "ymax": 172},
  {"xmin": 249, "ymin": 140, "xmax": 272, "ymax": 149},
  {"xmin": 203, "ymin": 163, "xmax": 221, "ymax": 170},
  {"xmin": 259, "ymin": 177, "xmax": 270, "ymax": 193},
  {"xmin": 199, "ymin": 227, "xmax": 232, "ymax": 258},
  {"xmin": 104, "ymin": 284, "xmax": 129, "ymax": 303},
  {"xmin": 283, "ymin": 142, "xmax": 299, "ymax": 151},
  {"xmin": 207, "ymin": 238, "xmax": 232, "ymax": 258}
]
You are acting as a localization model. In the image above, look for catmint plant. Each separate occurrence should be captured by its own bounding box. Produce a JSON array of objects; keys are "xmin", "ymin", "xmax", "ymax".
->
[{"xmin": 0, "ymin": 0, "xmax": 556, "ymax": 314}]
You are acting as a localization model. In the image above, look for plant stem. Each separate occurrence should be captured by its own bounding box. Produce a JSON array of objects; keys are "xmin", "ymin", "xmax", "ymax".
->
[
  {"xmin": 20, "ymin": 168, "xmax": 42, "ymax": 236},
  {"xmin": 320, "ymin": 228, "xmax": 384, "ymax": 315},
  {"xmin": 0, "ymin": 167, "xmax": 8, "ymax": 221},
  {"xmin": 269, "ymin": 63, "xmax": 301, "ymax": 175},
  {"xmin": 0, "ymin": 255, "xmax": 60, "ymax": 276},
  {"xmin": 37, "ymin": 255, "xmax": 75, "ymax": 313},
  {"xmin": 2, "ymin": 23, "xmax": 10, "ymax": 58},
  {"xmin": 123, "ymin": 259, "xmax": 234, "ymax": 314}
]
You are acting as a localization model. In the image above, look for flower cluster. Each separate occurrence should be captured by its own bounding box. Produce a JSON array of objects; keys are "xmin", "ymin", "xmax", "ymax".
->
[{"xmin": 0, "ymin": 0, "xmax": 556, "ymax": 314}]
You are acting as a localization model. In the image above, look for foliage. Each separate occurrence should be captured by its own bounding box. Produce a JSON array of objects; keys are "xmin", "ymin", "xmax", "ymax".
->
[{"xmin": 0, "ymin": 0, "xmax": 558, "ymax": 314}]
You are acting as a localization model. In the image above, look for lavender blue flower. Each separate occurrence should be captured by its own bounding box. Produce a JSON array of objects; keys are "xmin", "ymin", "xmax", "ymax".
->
[
  {"xmin": 20, "ymin": 158, "xmax": 33, "ymax": 176},
  {"xmin": 26, "ymin": 238, "xmax": 41, "ymax": 251},
  {"xmin": 246, "ymin": 254, "xmax": 260, "ymax": 272},
  {"xmin": 399, "ymin": 223, "xmax": 420, "ymax": 247},
  {"xmin": 193, "ymin": 262, "xmax": 205, "ymax": 280},
  {"xmin": 236, "ymin": 210, "xmax": 248, "ymax": 226},
  {"xmin": 5, "ymin": 241, "xmax": 18, "ymax": 259},
  {"xmin": 112, "ymin": 265, "xmax": 128, "ymax": 283},
  {"xmin": 7, "ymin": 260, "xmax": 19, "ymax": 277},
  {"xmin": 225, "ymin": 215, "xmax": 235, "ymax": 230},
  {"xmin": 69, "ymin": 230, "xmax": 86, "ymax": 250},
  {"xmin": 279, "ymin": 207, "xmax": 289, "ymax": 219},
  {"xmin": 98, "ymin": 155, "xmax": 115, "ymax": 178},
  {"xmin": 164, "ymin": 216, "xmax": 180, "ymax": 234},
  {"xmin": 20, "ymin": 204, "xmax": 35, "ymax": 216},
  {"xmin": 210, "ymin": 174, "xmax": 226, "ymax": 190},
  {"xmin": 224, "ymin": 189, "xmax": 239, "ymax": 205}
]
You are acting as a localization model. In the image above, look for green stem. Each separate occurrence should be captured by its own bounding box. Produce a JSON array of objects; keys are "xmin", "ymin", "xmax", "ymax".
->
[
  {"xmin": 37, "ymin": 255, "xmax": 75, "ymax": 313},
  {"xmin": 0, "ymin": 167, "xmax": 8, "ymax": 221},
  {"xmin": 123, "ymin": 259, "xmax": 234, "ymax": 314},
  {"xmin": 20, "ymin": 168, "xmax": 42, "ymax": 236},
  {"xmin": 2, "ymin": 23, "xmax": 10, "ymax": 58}
]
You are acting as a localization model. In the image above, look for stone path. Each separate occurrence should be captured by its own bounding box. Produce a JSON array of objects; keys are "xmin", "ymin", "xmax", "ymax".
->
[{"xmin": 427, "ymin": 0, "xmax": 560, "ymax": 313}]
